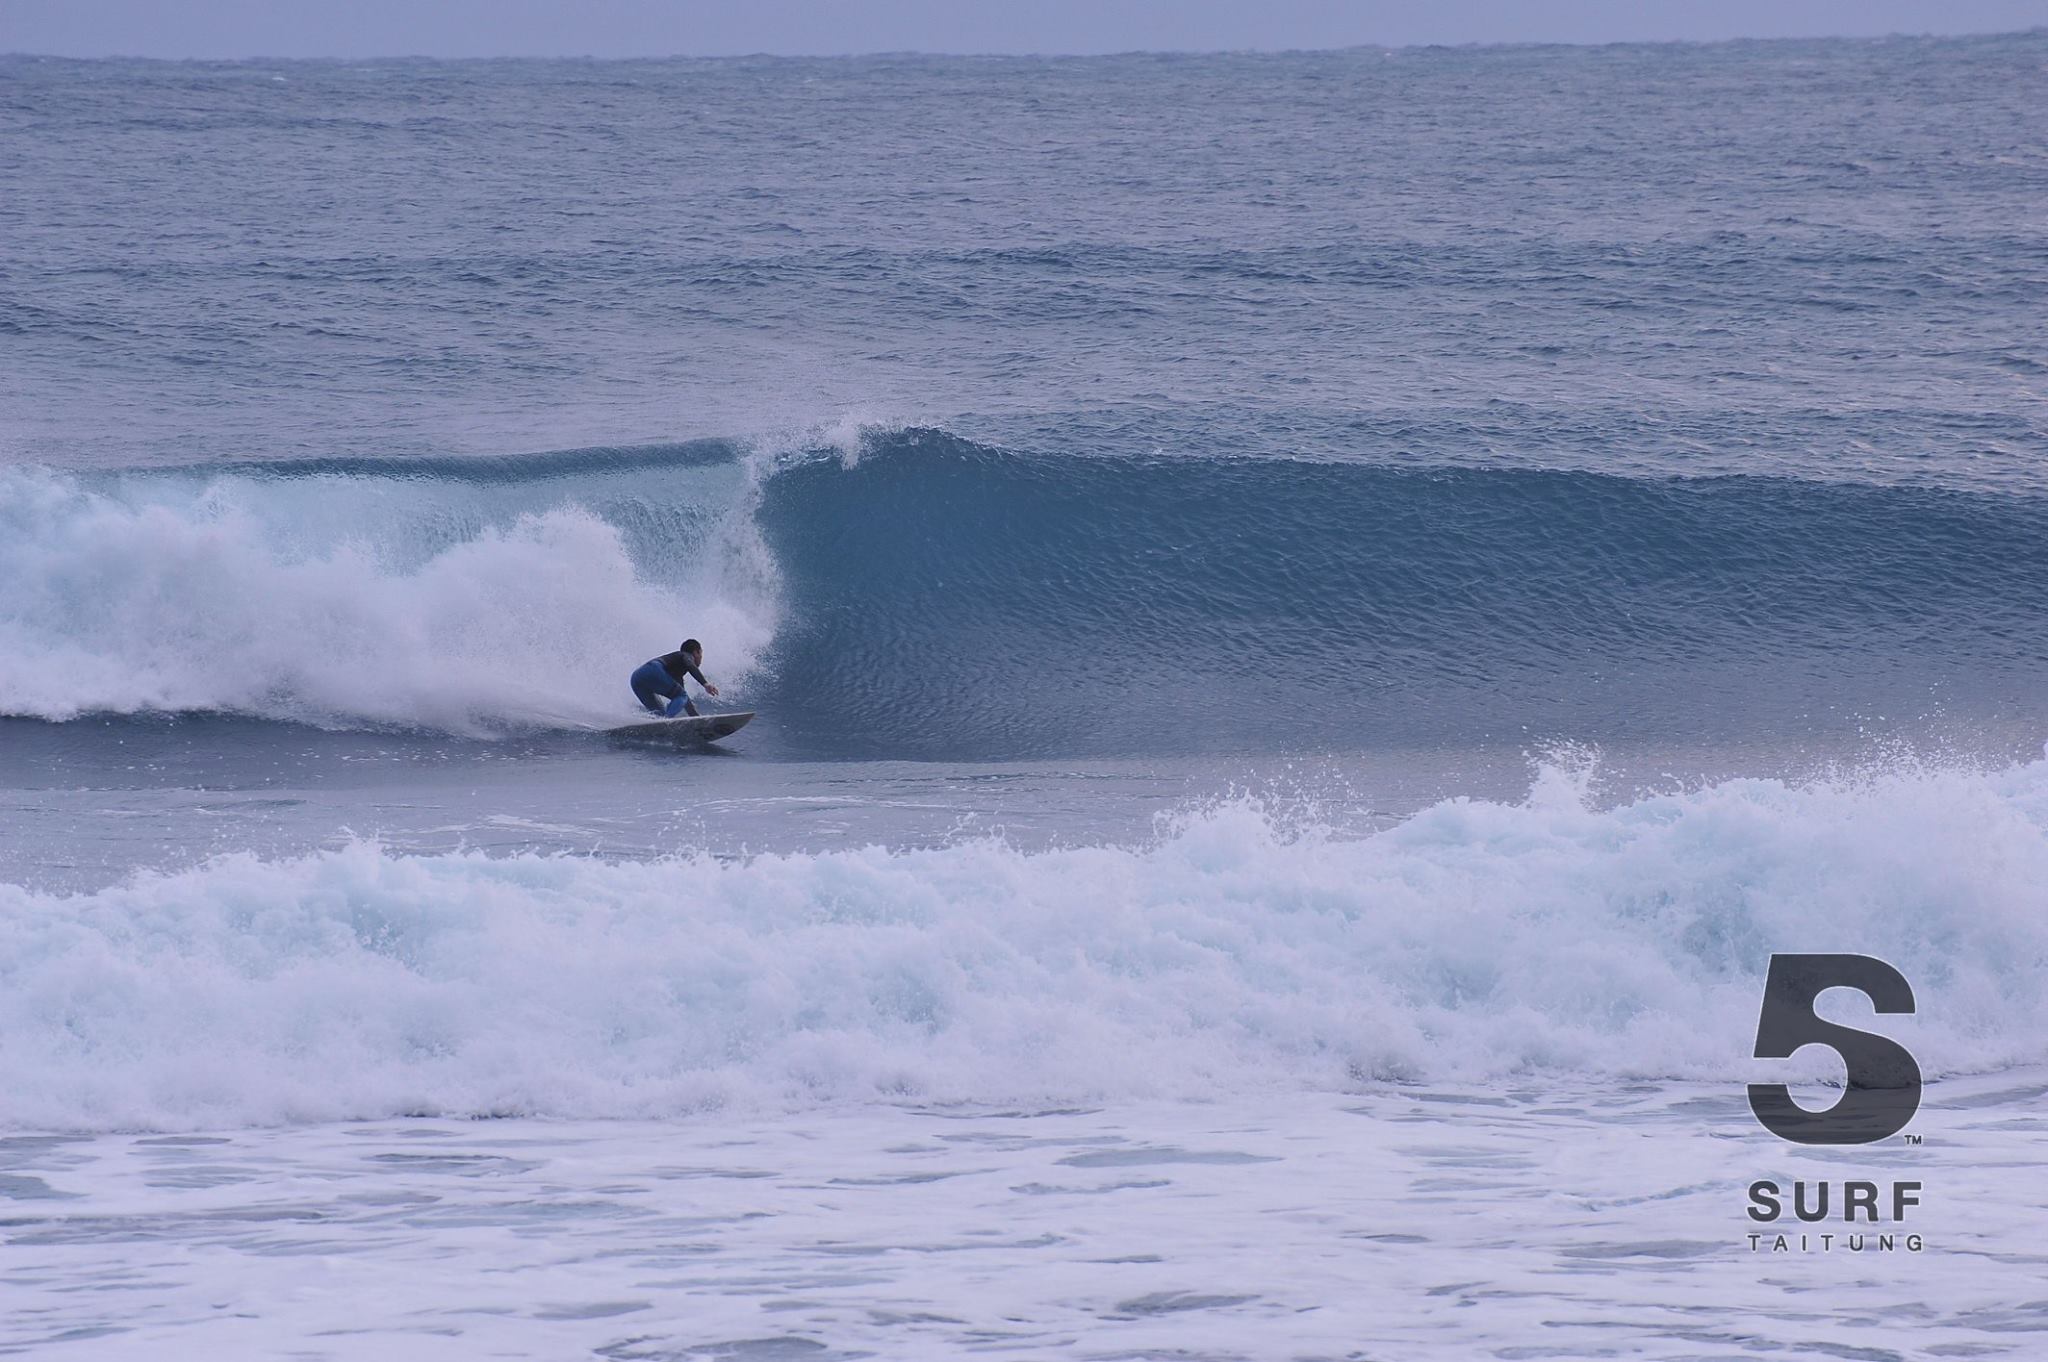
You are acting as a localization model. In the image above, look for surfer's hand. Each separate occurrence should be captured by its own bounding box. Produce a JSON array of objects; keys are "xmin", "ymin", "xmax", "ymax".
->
[{"xmin": 706, "ymin": 684, "xmax": 720, "ymax": 696}]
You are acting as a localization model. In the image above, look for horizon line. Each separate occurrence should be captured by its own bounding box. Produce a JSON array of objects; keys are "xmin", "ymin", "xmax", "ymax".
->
[{"xmin": 3, "ymin": 25, "xmax": 2041, "ymax": 64}]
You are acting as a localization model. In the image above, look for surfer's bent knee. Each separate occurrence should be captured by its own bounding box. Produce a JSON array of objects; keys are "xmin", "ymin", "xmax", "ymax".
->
[{"xmin": 629, "ymin": 659, "xmax": 680, "ymax": 714}]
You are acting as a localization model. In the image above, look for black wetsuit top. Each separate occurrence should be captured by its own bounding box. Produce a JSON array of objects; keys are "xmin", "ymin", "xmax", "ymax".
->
[{"xmin": 657, "ymin": 651, "xmax": 707, "ymax": 686}]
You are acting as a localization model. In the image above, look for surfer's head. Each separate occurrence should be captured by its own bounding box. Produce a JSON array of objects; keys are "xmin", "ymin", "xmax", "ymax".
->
[{"xmin": 680, "ymin": 638, "xmax": 702, "ymax": 661}]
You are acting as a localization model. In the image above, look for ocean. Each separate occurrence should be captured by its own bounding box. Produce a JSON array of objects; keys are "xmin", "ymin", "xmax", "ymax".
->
[{"xmin": 3, "ymin": 34, "xmax": 2047, "ymax": 1359}]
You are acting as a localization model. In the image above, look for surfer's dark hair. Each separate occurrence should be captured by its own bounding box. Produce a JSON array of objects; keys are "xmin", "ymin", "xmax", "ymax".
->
[{"xmin": 680, "ymin": 638, "xmax": 701, "ymax": 655}]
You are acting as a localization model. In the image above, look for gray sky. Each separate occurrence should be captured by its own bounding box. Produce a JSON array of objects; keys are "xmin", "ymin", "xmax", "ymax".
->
[{"xmin": 3, "ymin": 0, "xmax": 2044, "ymax": 58}]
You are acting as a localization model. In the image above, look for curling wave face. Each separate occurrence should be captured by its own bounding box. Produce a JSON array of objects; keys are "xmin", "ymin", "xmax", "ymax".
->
[
  {"xmin": 2, "ymin": 755, "xmax": 2042, "ymax": 1132},
  {"xmin": 4, "ymin": 428, "xmax": 2047, "ymax": 754}
]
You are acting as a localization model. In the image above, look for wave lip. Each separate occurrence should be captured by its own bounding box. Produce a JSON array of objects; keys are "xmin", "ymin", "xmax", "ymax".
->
[{"xmin": 4, "ymin": 757, "xmax": 2042, "ymax": 1132}]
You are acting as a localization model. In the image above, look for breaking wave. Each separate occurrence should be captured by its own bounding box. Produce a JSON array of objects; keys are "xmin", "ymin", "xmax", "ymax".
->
[
  {"xmin": 4, "ymin": 427, "xmax": 2046, "ymax": 753},
  {"xmin": 3, "ymin": 755, "xmax": 2043, "ymax": 1131}
]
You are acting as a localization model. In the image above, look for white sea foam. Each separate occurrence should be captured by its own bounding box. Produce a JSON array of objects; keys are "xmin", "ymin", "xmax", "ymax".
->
[
  {"xmin": 0, "ymin": 466, "xmax": 777, "ymax": 731},
  {"xmin": 4, "ymin": 756, "xmax": 2044, "ymax": 1132}
]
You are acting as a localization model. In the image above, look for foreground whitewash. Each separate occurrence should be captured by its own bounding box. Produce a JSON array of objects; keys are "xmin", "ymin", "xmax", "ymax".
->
[{"xmin": 4, "ymin": 1075, "xmax": 2037, "ymax": 1359}]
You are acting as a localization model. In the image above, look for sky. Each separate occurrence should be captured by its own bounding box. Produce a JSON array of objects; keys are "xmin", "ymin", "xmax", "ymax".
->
[{"xmin": 2, "ymin": 0, "xmax": 2044, "ymax": 58}]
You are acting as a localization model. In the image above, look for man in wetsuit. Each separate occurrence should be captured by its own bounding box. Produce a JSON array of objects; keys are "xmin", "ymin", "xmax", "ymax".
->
[{"xmin": 630, "ymin": 639, "xmax": 721, "ymax": 718}]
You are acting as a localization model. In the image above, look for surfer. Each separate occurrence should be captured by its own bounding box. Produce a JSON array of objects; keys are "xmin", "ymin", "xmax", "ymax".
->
[{"xmin": 629, "ymin": 639, "xmax": 720, "ymax": 718}]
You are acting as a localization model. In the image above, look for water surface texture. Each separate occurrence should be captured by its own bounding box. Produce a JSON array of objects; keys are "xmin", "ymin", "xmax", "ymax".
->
[{"xmin": 3, "ymin": 35, "xmax": 2047, "ymax": 1359}]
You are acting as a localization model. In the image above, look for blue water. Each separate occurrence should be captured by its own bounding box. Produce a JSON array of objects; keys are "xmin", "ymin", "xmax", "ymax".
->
[
  {"xmin": 1, "ymin": 31, "xmax": 2044, "ymax": 893},
  {"xmin": 3, "ymin": 35, "xmax": 2046, "ymax": 867},
  {"xmin": 6, "ymin": 38, "xmax": 2046, "ymax": 476},
  {"xmin": 7, "ymin": 38, "xmax": 2047, "ymax": 766},
  {"xmin": 8, "ymin": 36, "xmax": 2048, "ymax": 1360}
]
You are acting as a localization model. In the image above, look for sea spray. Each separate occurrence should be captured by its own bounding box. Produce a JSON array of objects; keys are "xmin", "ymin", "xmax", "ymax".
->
[
  {"xmin": 0, "ymin": 461, "xmax": 779, "ymax": 731},
  {"xmin": 3, "ymin": 755, "xmax": 2043, "ymax": 1131}
]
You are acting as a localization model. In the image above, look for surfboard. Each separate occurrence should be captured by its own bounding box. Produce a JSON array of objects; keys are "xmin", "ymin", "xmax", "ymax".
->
[{"xmin": 606, "ymin": 711, "xmax": 755, "ymax": 744}]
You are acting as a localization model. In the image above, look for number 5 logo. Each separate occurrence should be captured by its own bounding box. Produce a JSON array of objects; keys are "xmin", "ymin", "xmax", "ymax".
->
[{"xmin": 1748, "ymin": 953, "xmax": 1920, "ymax": 1145}]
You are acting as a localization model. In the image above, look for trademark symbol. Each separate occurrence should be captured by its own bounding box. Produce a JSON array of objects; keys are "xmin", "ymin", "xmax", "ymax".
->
[{"xmin": 1902, "ymin": 1133, "xmax": 1923, "ymax": 1146}]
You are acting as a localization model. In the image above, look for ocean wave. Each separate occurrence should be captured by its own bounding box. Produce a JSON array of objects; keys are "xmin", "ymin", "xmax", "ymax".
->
[
  {"xmin": 3, "ymin": 430, "xmax": 2046, "ymax": 752},
  {"xmin": 756, "ymin": 430, "xmax": 2048, "ymax": 754},
  {"xmin": 3, "ymin": 755, "xmax": 2043, "ymax": 1132}
]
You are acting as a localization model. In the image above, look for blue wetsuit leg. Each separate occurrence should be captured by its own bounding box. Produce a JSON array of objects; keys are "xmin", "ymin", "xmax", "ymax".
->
[{"xmin": 630, "ymin": 660, "xmax": 681, "ymax": 714}]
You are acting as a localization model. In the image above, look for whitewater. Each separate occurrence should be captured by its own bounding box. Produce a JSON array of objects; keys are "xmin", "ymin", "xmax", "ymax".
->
[
  {"xmin": 6, "ymin": 32, "xmax": 2048, "ymax": 1361},
  {"xmin": 10, "ymin": 751, "xmax": 2048, "ymax": 1358},
  {"xmin": 7, "ymin": 758, "xmax": 2048, "ymax": 1133}
]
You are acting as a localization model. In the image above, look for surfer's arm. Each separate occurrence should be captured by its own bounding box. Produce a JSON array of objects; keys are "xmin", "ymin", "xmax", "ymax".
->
[{"xmin": 682, "ymin": 662, "xmax": 718, "ymax": 697}]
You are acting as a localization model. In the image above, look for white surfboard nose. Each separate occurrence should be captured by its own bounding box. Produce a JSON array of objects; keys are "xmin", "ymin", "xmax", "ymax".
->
[{"xmin": 608, "ymin": 712, "xmax": 756, "ymax": 745}]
